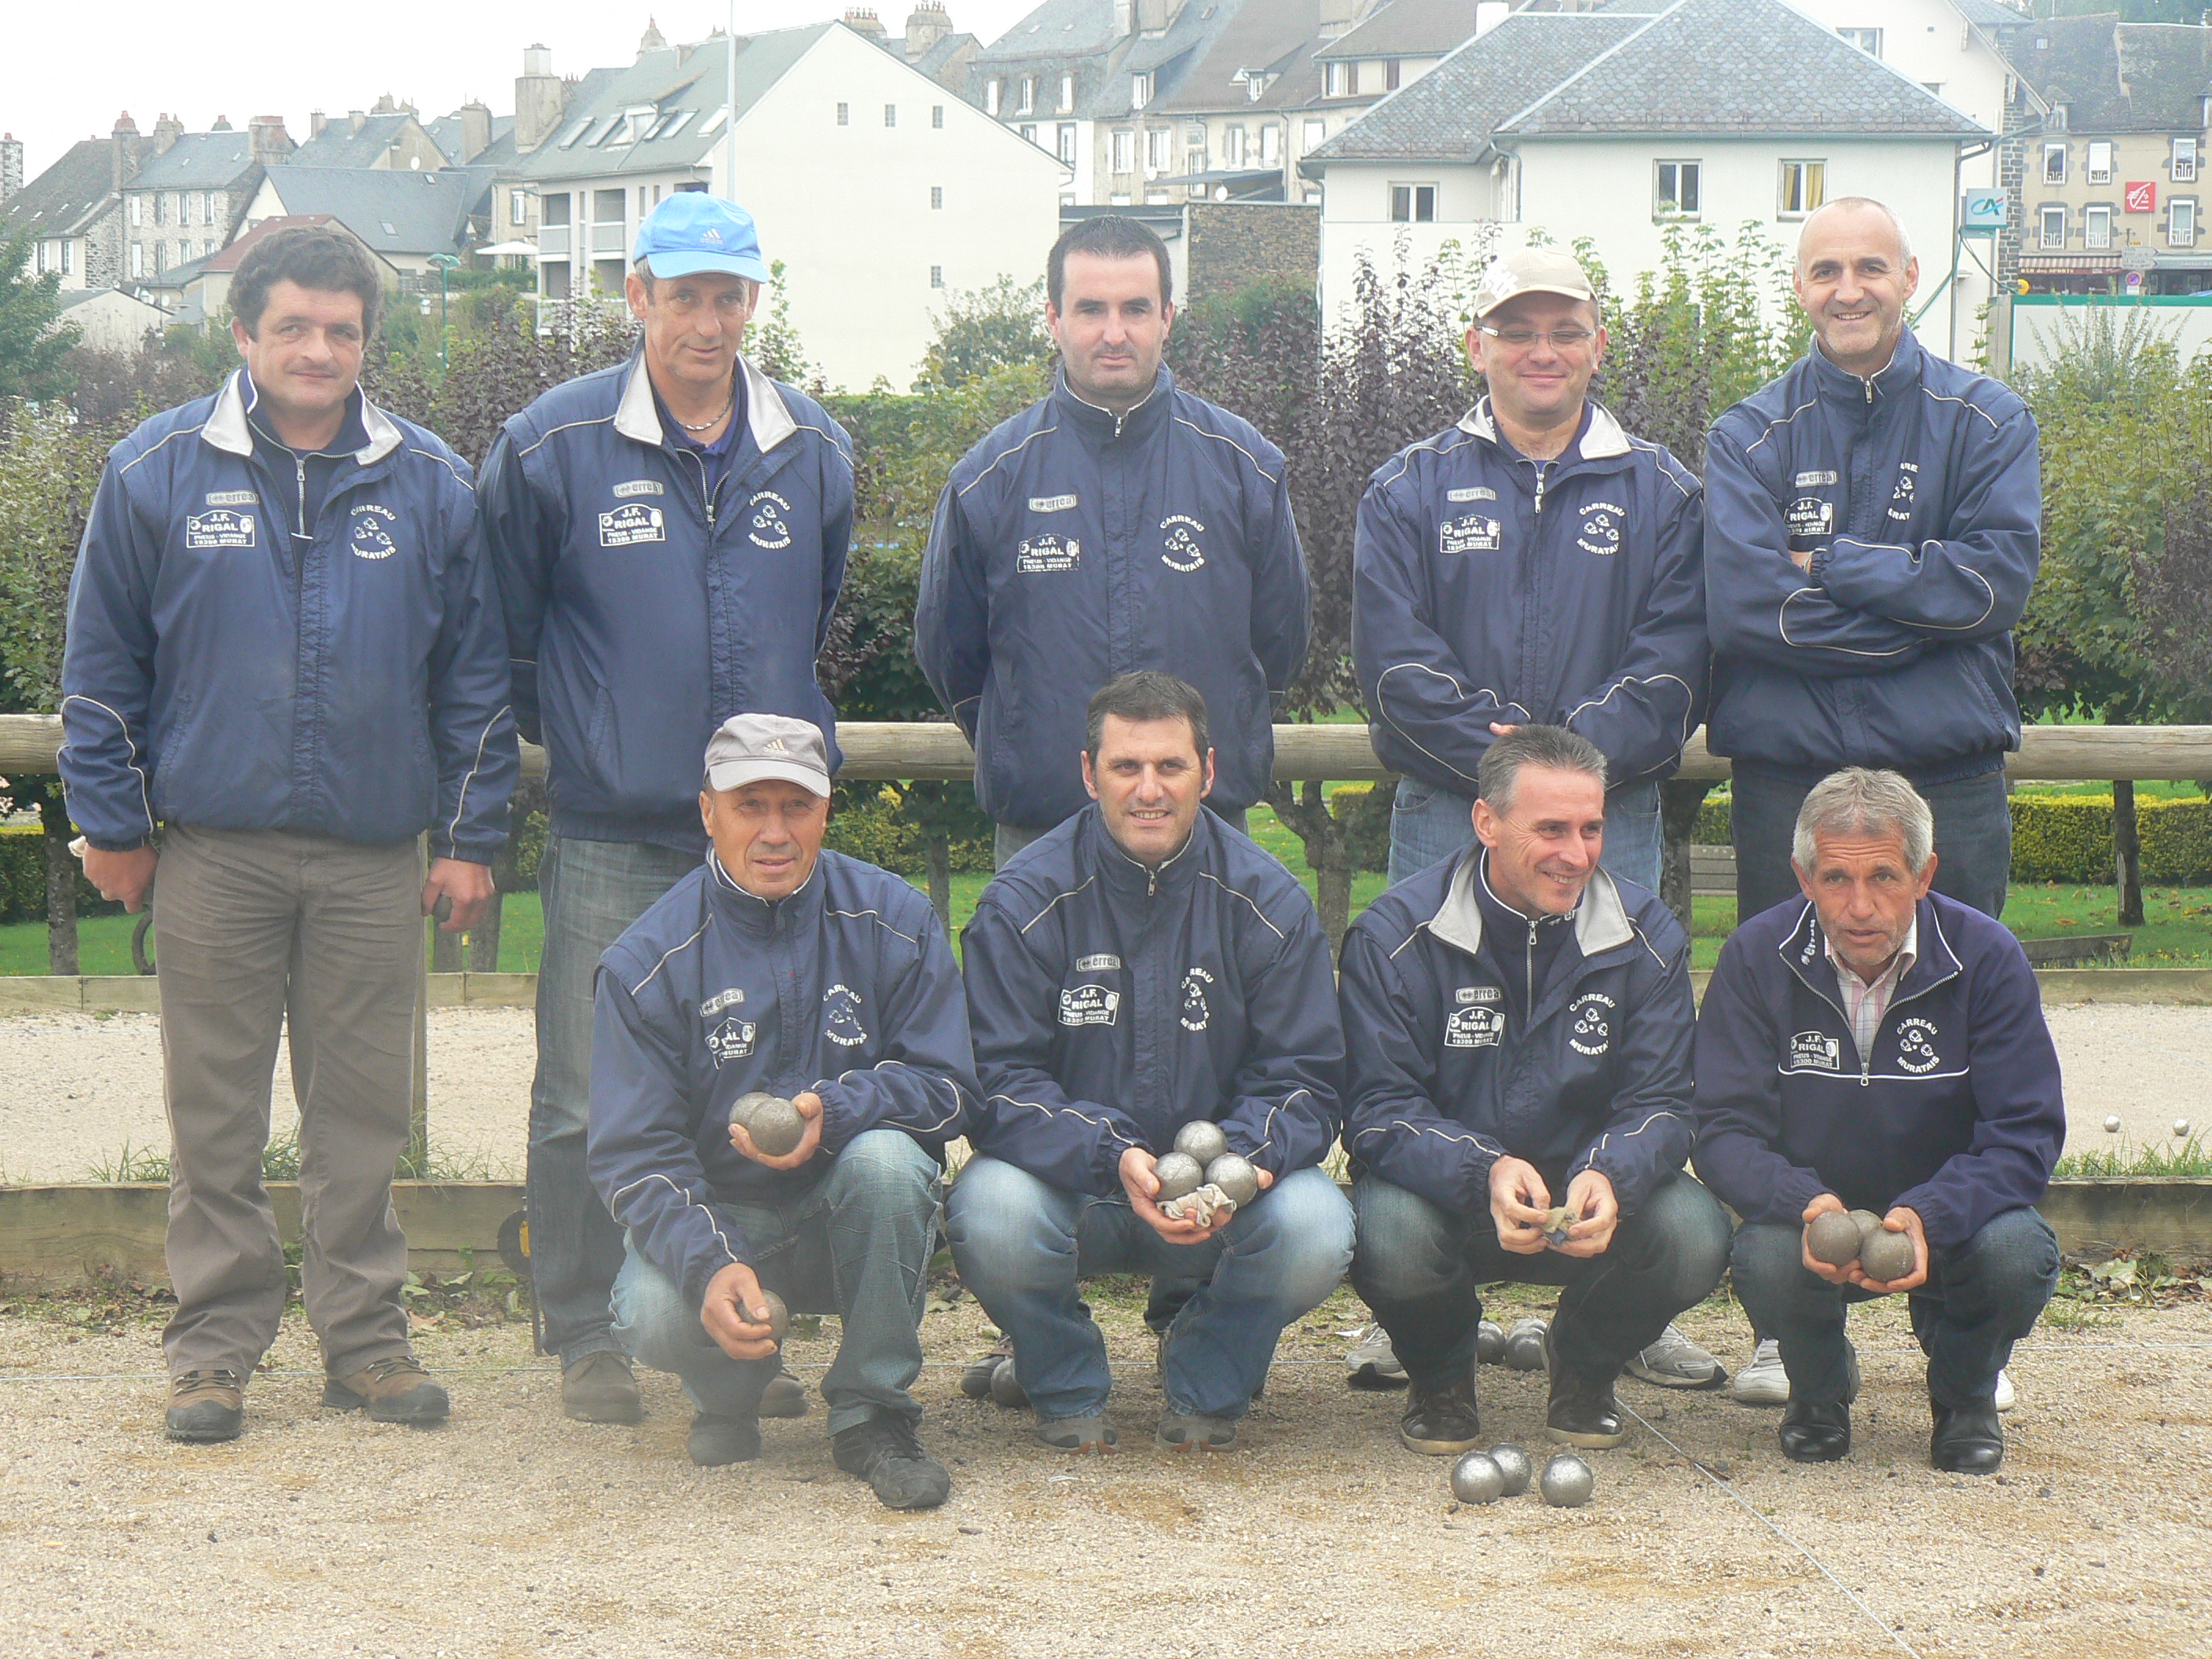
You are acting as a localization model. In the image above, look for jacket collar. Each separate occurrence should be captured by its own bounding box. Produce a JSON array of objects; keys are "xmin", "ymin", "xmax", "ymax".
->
[
  {"xmin": 1086, "ymin": 799, "xmax": 1210, "ymax": 899},
  {"xmin": 707, "ymin": 846, "xmax": 822, "ymax": 934},
  {"xmin": 613, "ymin": 350, "xmax": 799, "ymax": 455},
  {"xmin": 1808, "ymin": 324, "xmax": 1922, "ymax": 408},
  {"xmin": 1456, "ymin": 396, "xmax": 1632, "ymax": 461},
  {"xmin": 1778, "ymin": 892, "xmax": 1961, "ymax": 1004},
  {"xmin": 1051, "ymin": 364, "xmax": 1173, "ymax": 447},
  {"xmin": 203, "ymin": 368, "xmax": 403, "ymax": 466},
  {"xmin": 1426, "ymin": 847, "xmax": 1635, "ymax": 961}
]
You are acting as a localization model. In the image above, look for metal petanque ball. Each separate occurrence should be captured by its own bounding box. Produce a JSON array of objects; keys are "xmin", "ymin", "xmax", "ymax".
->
[
  {"xmin": 1487, "ymin": 1442, "xmax": 1533, "ymax": 1497},
  {"xmin": 745, "ymin": 1096, "xmax": 807, "ymax": 1158},
  {"xmin": 1152, "ymin": 1151, "xmax": 1205, "ymax": 1203},
  {"xmin": 1206, "ymin": 1153, "xmax": 1260, "ymax": 1207},
  {"xmin": 1174, "ymin": 1120, "xmax": 1230, "ymax": 1166},
  {"xmin": 1848, "ymin": 1208, "xmax": 1884, "ymax": 1247},
  {"xmin": 1503, "ymin": 1317, "xmax": 1548, "ymax": 1372},
  {"xmin": 1807, "ymin": 1210, "xmax": 1863, "ymax": 1267},
  {"xmin": 1859, "ymin": 1227, "xmax": 1916, "ymax": 1284},
  {"xmin": 728, "ymin": 1091, "xmax": 778, "ymax": 1132},
  {"xmin": 751, "ymin": 1288, "xmax": 789, "ymax": 1344},
  {"xmin": 1449, "ymin": 1451, "xmax": 1504, "ymax": 1505},
  {"xmin": 2104, "ymin": 1116, "xmax": 2122, "ymax": 1134},
  {"xmin": 1475, "ymin": 1320, "xmax": 1506, "ymax": 1365},
  {"xmin": 1540, "ymin": 1452, "xmax": 1595, "ymax": 1508}
]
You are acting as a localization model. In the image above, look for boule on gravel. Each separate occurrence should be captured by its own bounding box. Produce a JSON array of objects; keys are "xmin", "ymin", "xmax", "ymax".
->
[
  {"xmin": 1540, "ymin": 1452, "xmax": 1595, "ymax": 1508},
  {"xmin": 1807, "ymin": 1210, "xmax": 1864, "ymax": 1267},
  {"xmin": 1205, "ymin": 1153, "xmax": 1260, "ymax": 1208},
  {"xmin": 1859, "ymin": 1227, "xmax": 1916, "ymax": 1284},
  {"xmin": 1475, "ymin": 1320, "xmax": 1506, "ymax": 1365},
  {"xmin": 989, "ymin": 1358, "xmax": 1028, "ymax": 1409},
  {"xmin": 1152, "ymin": 1151, "xmax": 1204, "ymax": 1204},
  {"xmin": 1174, "ymin": 1120, "xmax": 1230, "ymax": 1166},
  {"xmin": 745, "ymin": 1096, "xmax": 807, "ymax": 1158},
  {"xmin": 1486, "ymin": 1443, "xmax": 1533, "ymax": 1497},
  {"xmin": 1448, "ymin": 1451, "xmax": 1504, "ymax": 1505},
  {"xmin": 1503, "ymin": 1317, "xmax": 1548, "ymax": 1372},
  {"xmin": 727, "ymin": 1091, "xmax": 779, "ymax": 1132}
]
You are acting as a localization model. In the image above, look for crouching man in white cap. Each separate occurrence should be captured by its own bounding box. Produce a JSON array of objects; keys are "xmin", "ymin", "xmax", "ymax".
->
[{"xmin": 586, "ymin": 714, "xmax": 979, "ymax": 1508}]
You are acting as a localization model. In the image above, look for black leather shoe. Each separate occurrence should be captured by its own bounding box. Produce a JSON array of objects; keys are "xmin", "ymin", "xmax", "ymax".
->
[
  {"xmin": 1778, "ymin": 1397, "xmax": 1851, "ymax": 1463},
  {"xmin": 1545, "ymin": 1366, "xmax": 1626, "ymax": 1449},
  {"xmin": 1930, "ymin": 1398, "xmax": 2004, "ymax": 1474},
  {"xmin": 1398, "ymin": 1375, "xmax": 1481, "ymax": 1455}
]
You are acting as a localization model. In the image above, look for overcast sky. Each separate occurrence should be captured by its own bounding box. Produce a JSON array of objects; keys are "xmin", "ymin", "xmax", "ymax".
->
[{"xmin": 2, "ymin": 1, "xmax": 1038, "ymax": 180}]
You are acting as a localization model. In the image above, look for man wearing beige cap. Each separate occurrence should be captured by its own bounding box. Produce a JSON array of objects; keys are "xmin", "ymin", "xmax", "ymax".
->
[
  {"xmin": 585, "ymin": 714, "xmax": 977, "ymax": 1508},
  {"xmin": 1346, "ymin": 244, "xmax": 1722, "ymax": 1393}
]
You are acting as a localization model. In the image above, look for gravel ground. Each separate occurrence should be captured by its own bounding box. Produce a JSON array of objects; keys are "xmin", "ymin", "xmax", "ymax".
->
[
  {"xmin": 0, "ymin": 1280, "xmax": 2205, "ymax": 1657},
  {"xmin": 0, "ymin": 1001, "xmax": 2204, "ymax": 1182}
]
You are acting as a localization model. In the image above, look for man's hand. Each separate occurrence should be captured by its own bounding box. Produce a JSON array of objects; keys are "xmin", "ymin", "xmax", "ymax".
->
[
  {"xmin": 1849, "ymin": 1207, "xmax": 1929, "ymax": 1295},
  {"xmin": 423, "ymin": 857, "xmax": 495, "ymax": 932},
  {"xmin": 700, "ymin": 1260, "xmax": 781, "ymax": 1362},
  {"xmin": 1788, "ymin": 545, "xmax": 1815, "ymax": 573},
  {"xmin": 1550, "ymin": 1168, "xmax": 1619, "ymax": 1258},
  {"xmin": 1119, "ymin": 1147, "xmax": 1269, "ymax": 1245},
  {"xmin": 729, "ymin": 1090, "xmax": 825, "ymax": 1170},
  {"xmin": 1489, "ymin": 722, "xmax": 1520, "ymax": 737},
  {"xmin": 84, "ymin": 844, "xmax": 158, "ymax": 913},
  {"xmin": 1489, "ymin": 1156, "xmax": 1552, "ymax": 1255},
  {"xmin": 1799, "ymin": 1192, "xmax": 1856, "ymax": 1285}
]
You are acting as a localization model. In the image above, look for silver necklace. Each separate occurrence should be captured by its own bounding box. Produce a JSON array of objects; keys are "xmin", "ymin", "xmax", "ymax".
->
[{"xmin": 675, "ymin": 390, "xmax": 735, "ymax": 433}]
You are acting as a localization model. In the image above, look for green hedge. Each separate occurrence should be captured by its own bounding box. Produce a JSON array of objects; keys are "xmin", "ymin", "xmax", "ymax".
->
[
  {"xmin": 822, "ymin": 783, "xmax": 994, "ymax": 876},
  {"xmin": 0, "ymin": 826, "xmax": 125, "ymax": 925}
]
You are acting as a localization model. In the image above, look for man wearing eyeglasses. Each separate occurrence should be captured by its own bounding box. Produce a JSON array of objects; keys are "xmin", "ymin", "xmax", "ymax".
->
[{"xmin": 1346, "ymin": 246, "xmax": 1720, "ymax": 1395}]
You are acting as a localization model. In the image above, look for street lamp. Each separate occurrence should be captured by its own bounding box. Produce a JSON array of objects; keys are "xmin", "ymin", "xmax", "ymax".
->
[{"xmin": 428, "ymin": 252, "xmax": 462, "ymax": 367}]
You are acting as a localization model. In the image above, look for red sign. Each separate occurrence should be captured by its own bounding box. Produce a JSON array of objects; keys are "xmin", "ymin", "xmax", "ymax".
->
[{"xmin": 2125, "ymin": 181, "xmax": 2158, "ymax": 213}]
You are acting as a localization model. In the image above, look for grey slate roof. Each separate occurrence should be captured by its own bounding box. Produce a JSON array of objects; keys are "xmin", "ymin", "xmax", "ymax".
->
[
  {"xmin": 425, "ymin": 112, "xmax": 521, "ymax": 169},
  {"xmin": 1316, "ymin": 0, "xmax": 1486, "ymax": 61},
  {"xmin": 127, "ymin": 131, "xmax": 260, "ymax": 189},
  {"xmin": 289, "ymin": 115, "xmax": 421, "ymax": 168},
  {"xmin": 1949, "ymin": 0, "xmax": 2030, "ymax": 38},
  {"xmin": 2015, "ymin": 18, "xmax": 2212, "ymax": 134},
  {"xmin": 256, "ymin": 167, "xmax": 480, "ymax": 256},
  {"xmin": 0, "ymin": 137, "xmax": 115, "ymax": 237},
  {"xmin": 969, "ymin": 0, "xmax": 1252, "ymax": 120},
  {"xmin": 973, "ymin": 0, "xmax": 1125, "ymax": 66},
  {"xmin": 1157, "ymin": 0, "xmax": 1328, "ymax": 116},
  {"xmin": 1306, "ymin": 12, "xmax": 1646, "ymax": 159},
  {"xmin": 518, "ymin": 27, "xmax": 829, "ymax": 182}
]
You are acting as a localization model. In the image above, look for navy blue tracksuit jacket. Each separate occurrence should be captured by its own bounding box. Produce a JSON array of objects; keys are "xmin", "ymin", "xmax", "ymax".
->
[
  {"xmin": 960, "ymin": 807, "xmax": 1342, "ymax": 1197},
  {"xmin": 479, "ymin": 353, "xmax": 853, "ymax": 851},
  {"xmin": 1339, "ymin": 850, "xmax": 1696, "ymax": 1219},
  {"xmin": 1693, "ymin": 892, "xmax": 2064, "ymax": 1250},
  {"xmin": 916, "ymin": 368, "xmax": 1309, "ymax": 829},
  {"xmin": 1354, "ymin": 399, "xmax": 1707, "ymax": 796},
  {"xmin": 588, "ymin": 850, "xmax": 976, "ymax": 1309},
  {"xmin": 1704, "ymin": 329, "xmax": 2041, "ymax": 781},
  {"xmin": 61, "ymin": 370, "xmax": 515, "ymax": 860}
]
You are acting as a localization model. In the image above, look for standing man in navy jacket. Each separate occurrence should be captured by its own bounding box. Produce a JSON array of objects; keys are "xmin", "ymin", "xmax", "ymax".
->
[
  {"xmin": 1705, "ymin": 197, "xmax": 2040, "ymax": 921},
  {"xmin": 946, "ymin": 674, "xmax": 1352, "ymax": 1455},
  {"xmin": 916, "ymin": 214, "xmax": 1309, "ymax": 866},
  {"xmin": 1339, "ymin": 727, "xmax": 1730, "ymax": 1457},
  {"xmin": 589, "ymin": 716, "xmax": 975, "ymax": 1507},
  {"xmin": 63, "ymin": 225, "xmax": 516, "ymax": 1441},
  {"xmin": 1694, "ymin": 769, "xmax": 2063, "ymax": 1474},
  {"xmin": 481, "ymin": 194, "xmax": 855, "ymax": 1426},
  {"xmin": 1354, "ymin": 247, "xmax": 1707, "ymax": 894}
]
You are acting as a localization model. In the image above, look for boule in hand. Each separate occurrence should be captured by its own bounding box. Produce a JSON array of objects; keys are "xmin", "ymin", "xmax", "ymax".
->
[
  {"xmin": 745, "ymin": 1095, "xmax": 807, "ymax": 1158},
  {"xmin": 1848, "ymin": 1208, "xmax": 1885, "ymax": 1247},
  {"xmin": 1205, "ymin": 1153, "xmax": 1260, "ymax": 1208},
  {"xmin": 1152, "ymin": 1151, "xmax": 1205, "ymax": 1204},
  {"xmin": 728, "ymin": 1091, "xmax": 778, "ymax": 1133},
  {"xmin": 1806, "ymin": 1210, "xmax": 1863, "ymax": 1268},
  {"xmin": 1540, "ymin": 1452, "xmax": 1595, "ymax": 1507},
  {"xmin": 1486, "ymin": 1442, "xmax": 1533, "ymax": 1497},
  {"xmin": 1858, "ymin": 1225, "xmax": 1916, "ymax": 1285},
  {"xmin": 1174, "ymin": 1120, "xmax": 1230, "ymax": 1166},
  {"xmin": 748, "ymin": 1287, "xmax": 789, "ymax": 1345},
  {"xmin": 1448, "ymin": 1451, "xmax": 1504, "ymax": 1505}
]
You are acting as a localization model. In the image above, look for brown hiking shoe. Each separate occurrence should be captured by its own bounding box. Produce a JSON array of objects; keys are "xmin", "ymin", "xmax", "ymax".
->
[
  {"xmin": 562, "ymin": 1349, "xmax": 644, "ymax": 1423},
  {"xmin": 323, "ymin": 1354, "xmax": 450, "ymax": 1426},
  {"xmin": 166, "ymin": 1370, "xmax": 244, "ymax": 1443}
]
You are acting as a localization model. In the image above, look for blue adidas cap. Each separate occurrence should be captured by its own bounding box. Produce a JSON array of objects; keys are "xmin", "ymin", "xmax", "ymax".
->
[{"xmin": 632, "ymin": 192, "xmax": 771, "ymax": 282}]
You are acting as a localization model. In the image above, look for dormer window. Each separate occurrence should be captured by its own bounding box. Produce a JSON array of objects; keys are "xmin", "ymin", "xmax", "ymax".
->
[
  {"xmin": 2049, "ymin": 104, "xmax": 2068, "ymax": 132},
  {"xmin": 1133, "ymin": 71, "xmax": 1152, "ymax": 110},
  {"xmin": 1059, "ymin": 73, "xmax": 1073, "ymax": 112},
  {"xmin": 1324, "ymin": 60, "xmax": 1355, "ymax": 98},
  {"xmin": 986, "ymin": 79, "xmax": 1002, "ymax": 116},
  {"xmin": 1019, "ymin": 76, "xmax": 1035, "ymax": 115},
  {"xmin": 1247, "ymin": 73, "xmax": 1264, "ymax": 101}
]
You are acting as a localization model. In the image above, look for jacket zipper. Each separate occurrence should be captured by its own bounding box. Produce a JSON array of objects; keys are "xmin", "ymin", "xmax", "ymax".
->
[
  {"xmin": 293, "ymin": 454, "xmax": 309, "ymax": 539},
  {"xmin": 1532, "ymin": 459, "xmax": 1550, "ymax": 515},
  {"xmin": 1789, "ymin": 947, "xmax": 1954, "ymax": 1086},
  {"xmin": 681, "ymin": 449, "xmax": 716, "ymax": 527}
]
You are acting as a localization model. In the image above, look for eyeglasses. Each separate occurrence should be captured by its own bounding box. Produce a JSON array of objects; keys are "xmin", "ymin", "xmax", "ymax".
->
[{"xmin": 1476, "ymin": 324, "xmax": 1597, "ymax": 350}]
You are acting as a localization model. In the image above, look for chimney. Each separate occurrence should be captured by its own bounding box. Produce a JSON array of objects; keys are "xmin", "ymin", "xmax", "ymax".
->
[
  {"xmin": 456, "ymin": 100, "xmax": 492, "ymax": 163},
  {"xmin": 1474, "ymin": 1, "xmax": 1509, "ymax": 35},
  {"xmin": 905, "ymin": 2, "xmax": 950, "ymax": 58},
  {"xmin": 1135, "ymin": 0, "xmax": 1167, "ymax": 33},
  {"xmin": 844, "ymin": 8, "xmax": 886, "ymax": 41},
  {"xmin": 0, "ymin": 135, "xmax": 23, "ymax": 206},
  {"xmin": 1318, "ymin": 0, "xmax": 1357, "ymax": 38},
  {"xmin": 151, "ymin": 112, "xmax": 185, "ymax": 154},
  {"xmin": 639, "ymin": 16, "xmax": 668, "ymax": 55},
  {"xmin": 515, "ymin": 45, "xmax": 565, "ymax": 151},
  {"xmin": 112, "ymin": 112, "xmax": 142, "ymax": 189},
  {"xmin": 310, "ymin": 110, "xmax": 328, "ymax": 137},
  {"xmin": 208, "ymin": 114, "xmax": 234, "ymax": 131},
  {"xmin": 1114, "ymin": 0, "xmax": 1133, "ymax": 36},
  {"xmin": 247, "ymin": 115, "xmax": 292, "ymax": 168}
]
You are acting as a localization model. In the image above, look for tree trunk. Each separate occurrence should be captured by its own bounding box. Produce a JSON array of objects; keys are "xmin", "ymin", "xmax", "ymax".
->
[
  {"xmin": 467, "ymin": 893, "xmax": 504, "ymax": 973},
  {"xmin": 1266, "ymin": 778, "xmax": 1355, "ymax": 954},
  {"xmin": 40, "ymin": 793, "xmax": 79, "ymax": 977},
  {"xmin": 925, "ymin": 833, "xmax": 952, "ymax": 935},
  {"xmin": 2113, "ymin": 778, "xmax": 2144, "ymax": 926},
  {"xmin": 1658, "ymin": 777, "xmax": 1716, "ymax": 938}
]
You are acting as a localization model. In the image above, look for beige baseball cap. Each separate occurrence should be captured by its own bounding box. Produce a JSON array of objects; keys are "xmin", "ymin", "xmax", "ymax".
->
[
  {"xmin": 704, "ymin": 712, "xmax": 832, "ymax": 797},
  {"xmin": 1470, "ymin": 247, "xmax": 1599, "ymax": 320}
]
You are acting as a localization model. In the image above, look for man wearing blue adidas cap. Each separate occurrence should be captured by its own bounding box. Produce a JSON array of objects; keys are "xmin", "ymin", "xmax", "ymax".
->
[{"xmin": 482, "ymin": 192, "xmax": 855, "ymax": 1427}]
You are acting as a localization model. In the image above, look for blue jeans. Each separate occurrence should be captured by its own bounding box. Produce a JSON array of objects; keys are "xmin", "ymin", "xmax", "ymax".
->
[
  {"xmin": 611, "ymin": 1130, "xmax": 943, "ymax": 1434},
  {"xmin": 529, "ymin": 833, "xmax": 702, "ymax": 1362},
  {"xmin": 945, "ymin": 1157, "xmax": 1353, "ymax": 1421},
  {"xmin": 1728, "ymin": 1207, "xmax": 2057, "ymax": 1411},
  {"xmin": 1387, "ymin": 777, "xmax": 1664, "ymax": 892},
  {"xmin": 1730, "ymin": 762, "xmax": 2011, "ymax": 923},
  {"xmin": 1350, "ymin": 1171, "xmax": 1730, "ymax": 1388}
]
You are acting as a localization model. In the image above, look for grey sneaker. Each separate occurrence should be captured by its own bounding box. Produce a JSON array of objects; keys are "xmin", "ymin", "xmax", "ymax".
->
[
  {"xmin": 1624, "ymin": 1323, "xmax": 1728, "ymax": 1390},
  {"xmin": 1730, "ymin": 1338, "xmax": 1859, "ymax": 1406},
  {"xmin": 1034, "ymin": 1413, "xmax": 1119, "ymax": 1454},
  {"xmin": 1156, "ymin": 1411, "xmax": 1238, "ymax": 1452},
  {"xmin": 759, "ymin": 1363, "xmax": 808, "ymax": 1419},
  {"xmin": 1345, "ymin": 1321, "xmax": 1408, "ymax": 1390}
]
